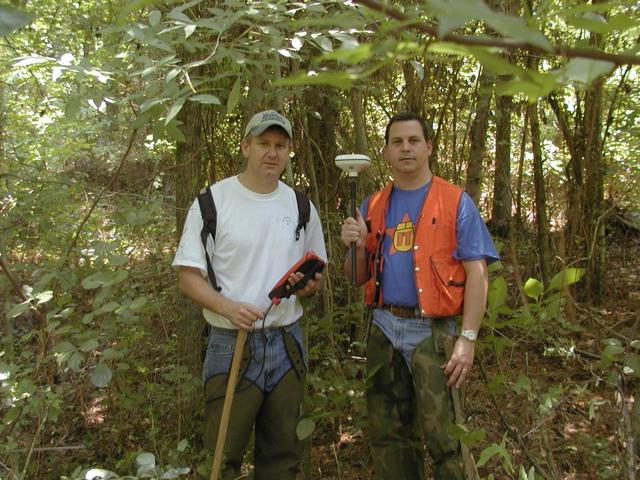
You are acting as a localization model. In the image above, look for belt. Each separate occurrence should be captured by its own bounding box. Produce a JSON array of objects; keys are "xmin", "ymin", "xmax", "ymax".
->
[{"xmin": 381, "ymin": 304, "xmax": 421, "ymax": 318}]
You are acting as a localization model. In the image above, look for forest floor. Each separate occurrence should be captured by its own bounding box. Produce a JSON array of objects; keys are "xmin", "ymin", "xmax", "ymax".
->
[{"xmin": 306, "ymin": 227, "xmax": 640, "ymax": 480}]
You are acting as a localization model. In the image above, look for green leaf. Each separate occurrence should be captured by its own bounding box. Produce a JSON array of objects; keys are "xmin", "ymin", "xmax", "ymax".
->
[
  {"xmin": 184, "ymin": 24, "xmax": 196, "ymax": 38},
  {"xmin": 548, "ymin": 267, "xmax": 586, "ymax": 291},
  {"xmin": 65, "ymin": 97, "xmax": 81, "ymax": 119},
  {"xmin": 149, "ymin": 10, "xmax": 161, "ymax": 26},
  {"xmin": 91, "ymin": 362, "xmax": 113, "ymax": 388},
  {"xmin": 296, "ymin": 418, "xmax": 316, "ymax": 440},
  {"xmin": 0, "ymin": 5, "xmax": 33, "ymax": 37},
  {"xmin": 177, "ymin": 439, "xmax": 189, "ymax": 452},
  {"xmin": 602, "ymin": 344, "xmax": 624, "ymax": 361},
  {"xmin": 314, "ymin": 44, "xmax": 373, "ymax": 65},
  {"xmin": 226, "ymin": 77, "xmax": 242, "ymax": 115},
  {"xmin": 410, "ymin": 60, "xmax": 424, "ymax": 80},
  {"xmin": 136, "ymin": 452, "xmax": 156, "ymax": 467},
  {"xmin": 68, "ymin": 352, "xmax": 84, "ymax": 371},
  {"xmin": 165, "ymin": 121, "xmax": 186, "ymax": 142},
  {"xmin": 624, "ymin": 353, "xmax": 640, "ymax": 378},
  {"xmin": 425, "ymin": 0, "xmax": 484, "ymax": 37},
  {"xmin": 513, "ymin": 374, "xmax": 531, "ymax": 395},
  {"xmin": 315, "ymin": 36, "xmax": 333, "ymax": 52},
  {"xmin": 102, "ymin": 348, "xmax": 124, "ymax": 360},
  {"xmin": 524, "ymin": 278, "xmax": 543, "ymax": 300},
  {"xmin": 487, "ymin": 374, "xmax": 505, "ymax": 395},
  {"xmin": 495, "ymin": 77, "xmax": 558, "ymax": 101},
  {"xmin": 8, "ymin": 300, "xmax": 30, "ymax": 318},
  {"xmin": 81, "ymin": 270, "xmax": 129, "ymax": 289},
  {"xmin": 274, "ymin": 70, "xmax": 356, "ymax": 90},
  {"xmin": 79, "ymin": 338, "xmax": 99, "ymax": 353},
  {"xmin": 168, "ymin": 10, "xmax": 193, "ymax": 24},
  {"xmin": 190, "ymin": 94, "xmax": 221, "ymax": 105},
  {"xmin": 108, "ymin": 254, "xmax": 129, "ymax": 267},
  {"xmin": 52, "ymin": 341, "xmax": 76, "ymax": 355},
  {"xmin": 488, "ymin": 276, "xmax": 507, "ymax": 312},
  {"xmin": 13, "ymin": 55, "xmax": 53, "ymax": 67},
  {"xmin": 552, "ymin": 58, "xmax": 615, "ymax": 86},
  {"xmin": 469, "ymin": 49, "xmax": 527, "ymax": 77},
  {"xmin": 486, "ymin": 14, "xmax": 551, "ymax": 51},
  {"xmin": 476, "ymin": 442, "xmax": 504, "ymax": 468},
  {"xmin": 277, "ymin": 48, "xmax": 294, "ymax": 58},
  {"xmin": 428, "ymin": 42, "xmax": 474, "ymax": 57},
  {"xmin": 34, "ymin": 291, "xmax": 53, "ymax": 305},
  {"xmin": 165, "ymin": 99, "xmax": 185, "ymax": 125},
  {"xmin": 129, "ymin": 296, "xmax": 148, "ymax": 310}
]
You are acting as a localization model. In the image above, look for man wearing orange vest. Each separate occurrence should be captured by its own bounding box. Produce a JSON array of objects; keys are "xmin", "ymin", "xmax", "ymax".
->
[{"xmin": 341, "ymin": 112, "xmax": 499, "ymax": 479}]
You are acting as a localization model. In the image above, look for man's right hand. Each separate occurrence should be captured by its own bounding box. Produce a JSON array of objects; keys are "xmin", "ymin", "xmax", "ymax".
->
[
  {"xmin": 221, "ymin": 298, "xmax": 263, "ymax": 331},
  {"xmin": 341, "ymin": 208, "xmax": 367, "ymax": 248}
]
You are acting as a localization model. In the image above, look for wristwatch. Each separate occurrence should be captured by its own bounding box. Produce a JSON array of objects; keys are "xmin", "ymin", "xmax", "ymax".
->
[{"xmin": 460, "ymin": 329, "xmax": 478, "ymax": 342}]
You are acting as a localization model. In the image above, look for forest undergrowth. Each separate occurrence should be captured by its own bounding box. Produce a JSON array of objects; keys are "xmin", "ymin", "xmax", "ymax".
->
[{"xmin": 1, "ymin": 184, "xmax": 639, "ymax": 480}]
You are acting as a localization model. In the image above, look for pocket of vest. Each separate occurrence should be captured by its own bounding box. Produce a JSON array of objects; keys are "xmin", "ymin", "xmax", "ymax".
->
[{"xmin": 429, "ymin": 256, "xmax": 466, "ymax": 293}]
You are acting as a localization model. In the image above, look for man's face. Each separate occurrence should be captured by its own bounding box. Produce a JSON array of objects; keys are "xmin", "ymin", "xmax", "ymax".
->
[
  {"xmin": 383, "ymin": 120, "xmax": 432, "ymax": 177},
  {"xmin": 241, "ymin": 127, "xmax": 292, "ymax": 180}
]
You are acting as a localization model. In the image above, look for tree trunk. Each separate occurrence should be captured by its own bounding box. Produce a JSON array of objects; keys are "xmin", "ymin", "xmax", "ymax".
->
[
  {"xmin": 528, "ymin": 101, "xmax": 551, "ymax": 287},
  {"xmin": 515, "ymin": 107, "xmax": 528, "ymax": 227},
  {"xmin": 465, "ymin": 69, "xmax": 493, "ymax": 203},
  {"xmin": 402, "ymin": 61, "xmax": 424, "ymax": 115},
  {"xmin": 174, "ymin": 73, "xmax": 209, "ymax": 443},
  {"xmin": 491, "ymin": 91, "xmax": 513, "ymax": 237}
]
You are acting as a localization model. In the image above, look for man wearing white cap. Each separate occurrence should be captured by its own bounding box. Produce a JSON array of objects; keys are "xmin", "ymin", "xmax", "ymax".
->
[{"xmin": 173, "ymin": 110, "xmax": 327, "ymax": 479}]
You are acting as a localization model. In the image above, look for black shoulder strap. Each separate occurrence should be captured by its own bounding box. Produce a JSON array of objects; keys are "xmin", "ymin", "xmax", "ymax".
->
[
  {"xmin": 196, "ymin": 187, "xmax": 221, "ymax": 292},
  {"xmin": 294, "ymin": 189, "xmax": 311, "ymax": 241}
]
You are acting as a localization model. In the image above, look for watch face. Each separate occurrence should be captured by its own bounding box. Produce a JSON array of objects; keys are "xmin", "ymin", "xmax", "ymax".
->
[{"xmin": 461, "ymin": 330, "xmax": 477, "ymax": 341}]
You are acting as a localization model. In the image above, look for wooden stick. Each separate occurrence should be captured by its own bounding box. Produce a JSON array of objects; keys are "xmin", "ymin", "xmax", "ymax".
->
[
  {"xmin": 444, "ymin": 336, "xmax": 480, "ymax": 480},
  {"xmin": 209, "ymin": 329, "xmax": 248, "ymax": 480}
]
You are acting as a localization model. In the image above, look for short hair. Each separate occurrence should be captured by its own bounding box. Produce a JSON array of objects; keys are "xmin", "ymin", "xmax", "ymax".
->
[{"xmin": 384, "ymin": 112, "xmax": 433, "ymax": 144}]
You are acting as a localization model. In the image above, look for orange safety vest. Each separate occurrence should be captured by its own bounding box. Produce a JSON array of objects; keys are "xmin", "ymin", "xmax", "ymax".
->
[{"xmin": 363, "ymin": 176, "xmax": 466, "ymax": 317}]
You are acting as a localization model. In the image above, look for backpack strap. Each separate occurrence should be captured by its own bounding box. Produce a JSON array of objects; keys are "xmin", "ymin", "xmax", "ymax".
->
[
  {"xmin": 196, "ymin": 186, "xmax": 221, "ymax": 292},
  {"xmin": 294, "ymin": 189, "xmax": 310, "ymax": 241}
]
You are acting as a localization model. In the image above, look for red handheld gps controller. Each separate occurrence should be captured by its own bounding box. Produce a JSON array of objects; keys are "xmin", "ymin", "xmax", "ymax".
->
[{"xmin": 268, "ymin": 251, "xmax": 326, "ymax": 304}]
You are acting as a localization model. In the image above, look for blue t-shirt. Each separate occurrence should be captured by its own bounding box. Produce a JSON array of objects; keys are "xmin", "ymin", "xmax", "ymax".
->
[{"xmin": 360, "ymin": 181, "xmax": 499, "ymax": 307}]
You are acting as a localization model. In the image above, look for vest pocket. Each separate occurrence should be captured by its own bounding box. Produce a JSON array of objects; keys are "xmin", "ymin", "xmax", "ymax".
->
[{"xmin": 429, "ymin": 256, "xmax": 466, "ymax": 313}]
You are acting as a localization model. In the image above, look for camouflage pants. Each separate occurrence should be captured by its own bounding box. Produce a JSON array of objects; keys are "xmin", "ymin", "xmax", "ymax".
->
[{"xmin": 366, "ymin": 322, "xmax": 464, "ymax": 480}]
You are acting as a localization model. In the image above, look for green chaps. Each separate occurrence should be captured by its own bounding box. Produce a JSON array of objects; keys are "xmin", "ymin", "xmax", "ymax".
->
[
  {"xmin": 203, "ymin": 369, "xmax": 304, "ymax": 480},
  {"xmin": 366, "ymin": 322, "xmax": 464, "ymax": 480}
]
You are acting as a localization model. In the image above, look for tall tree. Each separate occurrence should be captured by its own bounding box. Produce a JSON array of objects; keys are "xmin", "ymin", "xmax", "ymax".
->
[
  {"xmin": 491, "ymin": 89, "xmax": 513, "ymax": 237},
  {"xmin": 466, "ymin": 68, "xmax": 493, "ymax": 203},
  {"xmin": 528, "ymin": 99, "xmax": 551, "ymax": 287}
]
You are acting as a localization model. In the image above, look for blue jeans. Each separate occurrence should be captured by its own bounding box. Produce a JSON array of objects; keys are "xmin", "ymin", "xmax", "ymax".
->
[
  {"xmin": 203, "ymin": 322, "xmax": 305, "ymax": 393},
  {"xmin": 371, "ymin": 308, "xmax": 456, "ymax": 371}
]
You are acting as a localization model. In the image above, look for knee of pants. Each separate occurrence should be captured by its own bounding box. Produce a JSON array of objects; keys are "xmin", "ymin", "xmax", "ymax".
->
[
  {"xmin": 202, "ymin": 374, "xmax": 262, "ymax": 460},
  {"xmin": 411, "ymin": 338, "xmax": 460, "ymax": 459},
  {"xmin": 253, "ymin": 370, "xmax": 304, "ymax": 480},
  {"xmin": 366, "ymin": 327, "xmax": 418, "ymax": 441}
]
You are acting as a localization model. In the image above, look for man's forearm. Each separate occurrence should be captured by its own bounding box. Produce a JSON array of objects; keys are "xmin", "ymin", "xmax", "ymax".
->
[
  {"xmin": 177, "ymin": 267, "xmax": 228, "ymax": 315},
  {"xmin": 461, "ymin": 260, "xmax": 489, "ymax": 333}
]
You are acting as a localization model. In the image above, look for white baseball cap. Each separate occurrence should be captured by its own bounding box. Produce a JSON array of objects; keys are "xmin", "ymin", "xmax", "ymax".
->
[{"xmin": 244, "ymin": 110, "xmax": 292, "ymax": 139}]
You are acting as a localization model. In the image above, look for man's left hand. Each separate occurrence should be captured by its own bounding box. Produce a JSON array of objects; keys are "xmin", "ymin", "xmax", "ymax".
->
[
  {"xmin": 441, "ymin": 336, "xmax": 475, "ymax": 389},
  {"xmin": 289, "ymin": 271, "xmax": 322, "ymax": 297}
]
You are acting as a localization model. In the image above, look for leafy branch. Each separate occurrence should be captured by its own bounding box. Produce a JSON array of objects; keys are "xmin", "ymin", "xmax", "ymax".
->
[{"xmin": 355, "ymin": 0, "xmax": 640, "ymax": 66}]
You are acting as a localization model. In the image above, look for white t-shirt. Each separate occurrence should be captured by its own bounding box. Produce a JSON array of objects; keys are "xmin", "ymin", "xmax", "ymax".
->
[{"xmin": 172, "ymin": 176, "xmax": 327, "ymax": 329}]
